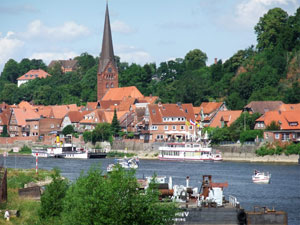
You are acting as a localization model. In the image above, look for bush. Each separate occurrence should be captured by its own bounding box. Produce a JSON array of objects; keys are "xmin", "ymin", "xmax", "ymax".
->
[
  {"xmin": 255, "ymin": 143, "xmax": 300, "ymax": 156},
  {"xmin": 39, "ymin": 168, "xmax": 68, "ymax": 220},
  {"xmin": 61, "ymin": 165, "xmax": 177, "ymax": 225},
  {"xmin": 107, "ymin": 151, "xmax": 135, "ymax": 158},
  {"xmin": 62, "ymin": 125, "xmax": 75, "ymax": 136},
  {"xmin": 83, "ymin": 131, "xmax": 92, "ymax": 143},
  {"xmin": 19, "ymin": 145, "xmax": 32, "ymax": 154},
  {"xmin": 239, "ymin": 130, "xmax": 263, "ymax": 143}
]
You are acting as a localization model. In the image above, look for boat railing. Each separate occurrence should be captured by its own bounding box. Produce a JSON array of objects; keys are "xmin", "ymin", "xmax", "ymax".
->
[{"xmin": 229, "ymin": 195, "xmax": 239, "ymax": 208}]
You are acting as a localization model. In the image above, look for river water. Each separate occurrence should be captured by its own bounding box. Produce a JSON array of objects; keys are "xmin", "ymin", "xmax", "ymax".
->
[{"xmin": 3, "ymin": 155, "xmax": 300, "ymax": 225}]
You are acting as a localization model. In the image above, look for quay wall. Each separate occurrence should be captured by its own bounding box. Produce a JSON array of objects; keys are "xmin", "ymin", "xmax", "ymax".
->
[
  {"xmin": 214, "ymin": 144, "xmax": 299, "ymax": 163},
  {"xmin": 112, "ymin": 140, "xmax": 299, "ymax": 163}
]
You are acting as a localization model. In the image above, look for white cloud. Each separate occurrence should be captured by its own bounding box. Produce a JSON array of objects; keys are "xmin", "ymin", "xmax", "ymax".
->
[
  {"xmin": 22, "ymin": 20, "xmax": 90, "ymax": 40},
  {"xmin": 234, "ymin": 0, "xmax": 298, "ymax": 28},
  {"xmin": 115, "ymin": 45, "xmax": 152, "ymax": 65},
  {"xmin": 30, "ymin": 51, "xmax": 78, "ymax": 64},
  {"xmin": 0, "ymin": 32, "xmax": 24, "ymax": 72},
  {"xmin": 111, "ymin": 20, "xmax": 135, "ymax": 34}
]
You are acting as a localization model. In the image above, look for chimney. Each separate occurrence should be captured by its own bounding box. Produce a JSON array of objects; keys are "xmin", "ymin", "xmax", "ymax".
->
[{"xmin": 214, "ymin": 58, "xmax": 218, "ymax": 65}]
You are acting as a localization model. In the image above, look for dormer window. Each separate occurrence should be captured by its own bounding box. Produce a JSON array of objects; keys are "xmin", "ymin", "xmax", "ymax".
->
[{"xmin": 289, "ymin": 122, "xmax": 298, "ymax": 126}]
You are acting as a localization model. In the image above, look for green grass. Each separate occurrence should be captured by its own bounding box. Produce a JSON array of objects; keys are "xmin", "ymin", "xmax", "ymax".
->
[
  {"xmin": 0, "ymin": 169, "xmax": 55, "ymax": 225},
  {"xmin": 107, "ymin": 151, "xmax": 136, "ymax": 158}
]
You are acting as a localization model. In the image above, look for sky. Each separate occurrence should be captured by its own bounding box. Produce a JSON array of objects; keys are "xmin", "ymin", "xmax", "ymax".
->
[{"xmin": 0, "ymin": 0, "xmax": 299, "ymax": 74}]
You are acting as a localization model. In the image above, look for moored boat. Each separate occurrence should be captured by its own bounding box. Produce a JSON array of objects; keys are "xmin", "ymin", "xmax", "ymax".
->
[
  {"xmin": 107, "ymin": 157, "xmax": 139, "ymax": 172},
  {"xmin": 158, "ymin": 142, "xmax": 222, "ymax": 161}
]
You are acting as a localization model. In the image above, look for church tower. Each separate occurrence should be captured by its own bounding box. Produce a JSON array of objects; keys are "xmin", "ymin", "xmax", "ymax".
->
[{"xmin": 97, "ymin": 3, "xmax": 118, "ymax": 101}]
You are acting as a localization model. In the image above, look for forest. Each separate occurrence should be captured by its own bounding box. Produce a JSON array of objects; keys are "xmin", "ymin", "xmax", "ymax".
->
[{"xmin": 0, "ymin": 7, "xmax": 299, "ymax": 109}]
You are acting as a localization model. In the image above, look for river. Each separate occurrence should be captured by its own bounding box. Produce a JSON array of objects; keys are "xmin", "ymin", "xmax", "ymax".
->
[{"xmin": 3, "ymin": 155, "xmax": 300, "ymax": 225}]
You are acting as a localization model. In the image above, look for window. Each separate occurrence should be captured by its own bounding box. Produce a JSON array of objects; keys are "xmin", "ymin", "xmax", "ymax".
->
[
  {"xmin": 106, "ymin": 83, "xmax": 109, "ymax": 88},
  {"xmin": 50, "ymin": 124, "xmax": 54, "ymax": 128},
  {"xmin": 189, "ymin": 126, "xmax": 193, "ymax": 130},
  {"xmin": 151, "ymin": 125, "xmax": 158, "ymax": 130},
  {"xmin": 180, "ymin": 125, "xmax": 184, "ymax": 130},
  {"xmin": 111, "ymin": 83, "xmax": 114, "ymax": 88},
  {"xmin": 34, "ymin": 125, "xmax": 38, "ymax": 129},
  {"xmin": 172, "ymin": 125, "xmax": 176, "ymax": 130},
  {"xmin": 163, "ymin": 118, "xmax": 167, "ymax": 121},
  {"xmin": 275, "ymin": 133, "xmax": 280, "ymax": 139},
  {"xmin": 164, "ymin": 126, "xmax": 168, "ymax": 130}
]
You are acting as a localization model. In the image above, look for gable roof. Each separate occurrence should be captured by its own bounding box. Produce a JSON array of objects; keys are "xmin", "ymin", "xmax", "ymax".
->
[
  {"xmin": 17, "ymin": 69, "xmax": 51, "ymax": 81},
  {"xmin": 102, "ymin": 86, "xmax": 144, "ymax": 101},
  {"xmin": 149, "ymin": 103, "xmax": 195, "ymax": 124},
  {"xmin": 12, "ymin": 108, "xmax": 40, "ymax": 126},
  {"xmin": 66, "ymin": 111, "xmax": 84, "ymax": 123},
  {"xmin": 279, "ymin": 103, "xmax": 300, "ymax": 111},
  {"xmin": 48, "ymin": 59, "xmax": 78, "ymax": 69},
  {"xmin": 256, "ymin": 110, "xmax": 300, "ymax": 130},
  {"xmin": 199, "ymin": 102, "xmax": 224, "ymax": 115},
  {"xmin": 51, "ymin": 104, "xmax": 78, "ymax": 119},
  {"xmin": 244, "ymin": 101, "xmax": 283, "ymax": 114},
  {"xmin": 210, "ymin": 110, "xmax": 242, "ymax": 128}
]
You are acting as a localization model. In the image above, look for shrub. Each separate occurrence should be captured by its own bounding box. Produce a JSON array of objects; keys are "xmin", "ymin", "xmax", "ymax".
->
[
  {"xmin": 19, "ymin": 145, "xmax": 32, "ymax": 154},
  {"xmin": 239, "ymin": 130, "xmax": 263, "ymax": 143},
  {"xmin": 39, "ymin": 168, "xmax": 68, "ymax": 219}
]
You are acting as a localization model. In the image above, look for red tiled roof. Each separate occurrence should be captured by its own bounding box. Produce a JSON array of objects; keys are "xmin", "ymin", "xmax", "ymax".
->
[
  {"xmin": 256, "ymin": 110, "xmax": 300, "ymax": 130},
  {"xmin": 67, "ymin": 111, "xmax": 83, "ymax": 123},
  {"xmin": 102, "ymin": 86, "xmax": 144, "ymax": 101},
  {"xmin": 149, "ymin": 103, "xmax": 195, "ymax": 125},
  {"xmin": 51, "ymin": 104, "xmax": 78, "ymax": 119},
  {"xmin": 138, "ymin": 96, "xmax": 158, "ymax": 104},
  {"xmin": 13, "ymin": 108, "xmax": 40, "ymax": 126},
  {"xmin": 17, "ymin": 69, "xmax": 51, "ymax": 80},
  {"xmin": 199, "ymin": 102, "xmax": 224, "ymax": 115},
  {"xmin": 210, "ymin": 110, "xmax": 242, "ymax": 128},
  {"xmin": 279, "ymin": 103, "xmax": 300, "ymax": 111}
]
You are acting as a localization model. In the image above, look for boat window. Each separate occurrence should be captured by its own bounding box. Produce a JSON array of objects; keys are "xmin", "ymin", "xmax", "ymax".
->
[{"xmin": 194, "ymin": 145, "xmax": 199, "ymax": 147}]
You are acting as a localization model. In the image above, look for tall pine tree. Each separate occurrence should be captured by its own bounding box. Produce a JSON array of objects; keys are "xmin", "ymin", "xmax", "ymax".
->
[{"xmin": 111, "ymin": 108, "xmax": 121, "ymax": 136}]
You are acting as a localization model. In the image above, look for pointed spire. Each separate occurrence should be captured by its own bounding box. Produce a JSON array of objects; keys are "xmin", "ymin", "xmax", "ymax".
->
[{"xmin": 98, "ymin": 3, "xmax": 116, "ymax": 73}]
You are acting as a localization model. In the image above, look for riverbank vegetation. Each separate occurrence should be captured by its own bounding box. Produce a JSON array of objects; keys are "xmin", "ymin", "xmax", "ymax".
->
[
  {"xmin": 256, "ymin": 143, "xmax": 300, "ymax": 156},
  {"xmin": 0, "ymin": 168, "xmax": 54, "ymax": 224},
  {"xmin": 2, "ymin": 167, "xmax": 177, "ymax": 224}
]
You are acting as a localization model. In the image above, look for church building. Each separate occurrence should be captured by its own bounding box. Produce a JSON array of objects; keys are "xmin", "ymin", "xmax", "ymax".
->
[{"xmin": 97, "ymin": 3, "xmax": 118, "ymax": 101}]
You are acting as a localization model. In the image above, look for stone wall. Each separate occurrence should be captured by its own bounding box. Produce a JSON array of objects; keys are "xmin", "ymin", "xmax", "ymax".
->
[{"xmin": 214, "ymin": 144, "xmax": 299, "ymax": 163}]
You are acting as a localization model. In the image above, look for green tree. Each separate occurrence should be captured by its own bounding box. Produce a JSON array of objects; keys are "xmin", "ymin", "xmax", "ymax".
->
[
  {"xmin": 62, "ymin": 125, "xmax": 75, "ymax": 136},
  {"xmin": 0, "ymin": 83, "xmax": 18, "ymax": 104},
  {"xmin": 111, "ymin": 108, "xmax": 121, "ymax": 136},
  {"xmin": 266, "ymin": 121, "xmax": 281, "ymax": 130},
  {"xmin": 0, "ymin": 125, "xmax": 9, "ymax": 137},
  {"xmin": 1, "ymin": 59, "xmax": 20, "ymax": 83},
  {"xmin": 39, "ymin": 168, "xmax": 68, "ymax": 220},
  {"xmin": 255, "ymin": 8, "xmax": 289, "ymax": 51},
  {"xmin": 184, "ymin": 49, "xmax": 207, "ymax": 70},
  {"xmin": 92, "ymin": 123, "xmax": 112, "ymax": 143},
  {"xmin": 83, "ymin": 131, "xmax": 92, "ymax": 143},
  {"xmin": 61, "ymin": 166, "xmax": 177, "ymax": 225}
]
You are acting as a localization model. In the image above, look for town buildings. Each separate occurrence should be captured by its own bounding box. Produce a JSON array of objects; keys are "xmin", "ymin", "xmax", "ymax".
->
[{"xmin": 17, "ymin": 69, "xmax": 51, "ymax": 87}]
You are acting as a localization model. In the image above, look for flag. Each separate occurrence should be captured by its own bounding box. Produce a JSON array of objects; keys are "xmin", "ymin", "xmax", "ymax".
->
[
  {"xmin": 185, "ymin": 121, "xmax": 190, "ymax": 126},
  {"xmin": 189, "ymin": 119, "xmax": 196, "ymax": 126}
]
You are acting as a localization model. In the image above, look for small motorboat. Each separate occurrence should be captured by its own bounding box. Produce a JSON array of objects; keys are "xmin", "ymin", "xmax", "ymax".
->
[
  {"xmin": 107, "ymin": 157, "xmax": 139, "ymax": 172},
  {"xmin": 252, "ymin": 170, "xmax": 271, "ymax": 184}
]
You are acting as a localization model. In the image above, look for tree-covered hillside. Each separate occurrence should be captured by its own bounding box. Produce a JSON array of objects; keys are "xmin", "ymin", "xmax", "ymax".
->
[{"xmin": 0, "ymin": 7, "xmax": 299, "ymax": 108}]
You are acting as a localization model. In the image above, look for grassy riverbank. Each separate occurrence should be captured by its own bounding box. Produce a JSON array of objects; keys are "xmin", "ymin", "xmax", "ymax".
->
[{"xmin": 0, "ymin": 168, "xmax": 55, "ymax": 225}]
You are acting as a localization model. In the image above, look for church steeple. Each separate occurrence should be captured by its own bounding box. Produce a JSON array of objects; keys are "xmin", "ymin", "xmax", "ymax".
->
[
  {"xmin": 97, "ymin": 3, "xmax": 118, "ymax": 101},
  {"xmin": 98, "ymin": 3, "xmax": 116, "ymax": 74}
]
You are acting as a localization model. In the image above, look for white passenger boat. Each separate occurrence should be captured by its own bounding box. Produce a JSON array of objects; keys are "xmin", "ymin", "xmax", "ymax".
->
[
  {"xmin": 252, "ymin": 170, "xmax": 271, "ymax": 184},
  {"xmin": 158, "ymin": 142, "xmax": 222, "ymax": 161}
]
